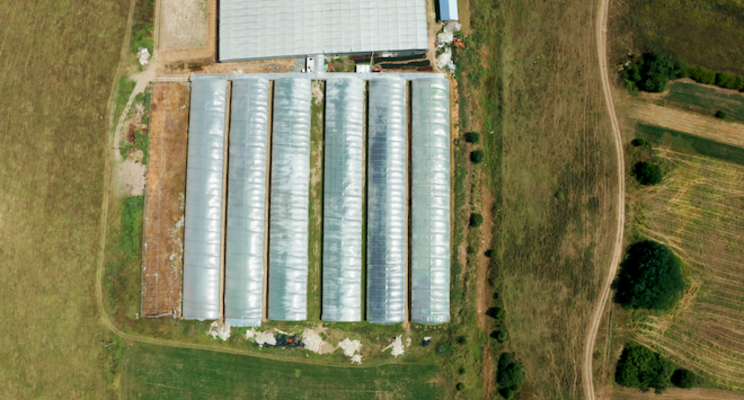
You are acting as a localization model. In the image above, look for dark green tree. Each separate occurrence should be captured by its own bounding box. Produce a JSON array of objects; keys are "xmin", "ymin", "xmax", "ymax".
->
[
  {"xmin": 635, "ymin": 51, "xmax": 688, "ymax": 92},
  {"xmin": 615, "ymin": 345, "xmax": 675, "ymax": 392},
  {"xmin": 464, "ymin": 132, "xmax": 481, "ymax": 144},
  {"xmin": 633, "ymin": 161, "xmax": 663, "ymax": 185},
  {"xmin": 497, "ymin": 353, "xmax": 525, "ymax": 390},
  {"xmin": 470, "ymin": 149, "xmax": 485, "ymax": 163},
  {"xmin": 614, "ymin": 240, "xmax": 685, "ymax": 310},
  {"xmin": 715, "ymin": 110, "xmax": 727, "ymax": 120},
  {"xmin": 671, "ymin": 369, "xmax": 698, "ymax": 389},
  {"xmin": 470, "ymin": 213, "xmax": 484, "ymax": 227},
  {"xmin": 689, "ymin": 66, "xmax": 716, "ymax": 85},
  {"xmin": 716, "ymin": 72, "xmax": 737, "ymax": 89}
]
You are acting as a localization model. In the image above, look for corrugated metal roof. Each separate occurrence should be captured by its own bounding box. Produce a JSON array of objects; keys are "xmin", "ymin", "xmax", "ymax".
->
[
  {"xmin": 438, "ymin": 0, "xmax": 459, "ymax": 21},
  {"xmin": 219, "ymin": 0, "xmax": 429, "ymax": 62}
]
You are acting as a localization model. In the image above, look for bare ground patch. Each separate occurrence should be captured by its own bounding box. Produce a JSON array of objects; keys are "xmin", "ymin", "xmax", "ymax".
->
[{"xmin": 141, "ymin": 82, "xmax": 189, "ymax": 317}]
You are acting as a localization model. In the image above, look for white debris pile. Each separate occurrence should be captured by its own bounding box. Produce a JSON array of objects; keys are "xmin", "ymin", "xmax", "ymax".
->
[
  {"xmin": 302, "ymin": 329, "xmax": 327, "ymax": 353},
  {"xmin": 437, "ymin": 32, "xmax": 454, "ymax": 45},
  {"xmin": 245, "ymin": 329, "xmax": 277, "ymax": 347},
  {"xmin": 443, "ymin": 21, "xmax": 462, "ymax": 33},
  {"xmin": 208, "ymin": 321, "xmax": 231, "ymax": 341},
  {"xmin": 381, "ymin": 335, "xmax": 406, "ymax": 358},
  {"xmin": 137, "ymin": 47, "xmax": 150, "ymax": 65},
  {"xmin": 338, "ymin": 338, "xmax": 364, "ymax": 364},
  {"xmin": 338, "ymin": 338, "xmax": 363, "ymax": 357},
  {"xmin": 436, "ymin": 47, "xmax": 456, "ymax": 73},
  {"xmin": 406, "ymin": 338, "xmax": 412, "ymax": 347}
]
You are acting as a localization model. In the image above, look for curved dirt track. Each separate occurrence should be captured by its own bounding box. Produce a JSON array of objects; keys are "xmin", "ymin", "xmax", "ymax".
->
[{"xmin": 582, "ymin": 0, "xmax": 626, "ymax": 397}]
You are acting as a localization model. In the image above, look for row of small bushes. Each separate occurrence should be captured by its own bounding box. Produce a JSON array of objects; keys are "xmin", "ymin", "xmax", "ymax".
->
[
  {"xmin": 616, "ymin": 345, "xmax": 699, "ymax": 393},
  {"xmin": 622, "ymin": 51, "xmax": 744, "ymax": 93}
]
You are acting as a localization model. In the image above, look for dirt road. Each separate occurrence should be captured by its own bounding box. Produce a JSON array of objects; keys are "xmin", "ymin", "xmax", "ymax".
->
[{"xmin": 582, "ymin": 0, "xmax": 626, "ymax": 398}]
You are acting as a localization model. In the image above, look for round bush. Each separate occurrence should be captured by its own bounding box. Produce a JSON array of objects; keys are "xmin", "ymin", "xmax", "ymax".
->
[
  {"xmin": 671, "ymin": 369, "xmax": 697, "ymax": 389},
  {"xmin": 470, "ymin": 213, "xmax": 484, "ymax": 227},
  {"xmin": 633, "ymin": 161, "xmax": 663, "ymax": 185},
  {"xmin": 485, "ymin": 249, "xmax": 496, "ymax": 258},
  {"xmin": 631, "ymin": 138, "xmax": 647, "ymax": 147},
  {"xmin": 614, "ymin": 240, "xmax": 685, "ymax": 310},
  {"xmin": 464, "ymin": 132, "xmax": 481, "ymax": 144},
  {"xmin": 715, "ymin": 110, "xmax": 727, "ymax": 120},
  {"xmin": 456, "ymin": 383, "xmax": 465, "ymax": 391},
  {"xmin": 470, "ymin": 150, "xmax": 485, "ymax": 164}
]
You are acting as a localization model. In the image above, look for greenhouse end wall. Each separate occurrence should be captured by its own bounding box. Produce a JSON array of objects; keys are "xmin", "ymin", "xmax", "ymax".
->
[
  {"xmin": 322, "ymin": 78, "xmax": 364, "ymax": 322},
  {"xmin": 224, "ymin": 79, "xmax": 270, "ymax": 327},
  {"xmin": 366, "ymin": 78, "xmax": 408, "ymax": 324},
  {"xmin": 411, "ymin": 79, "xmax": 451, "ymax": 324},
  {"xmin": 182, "ymin": 79, "xmax": 228, "ymax": 321},
  {"xmin": 267, "ymin": 78, "xmax": 312, "ymax": 321}
]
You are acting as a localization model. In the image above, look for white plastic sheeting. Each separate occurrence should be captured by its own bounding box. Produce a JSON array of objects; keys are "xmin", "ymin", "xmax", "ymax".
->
[
  {"xmin": 268, "ymin": 78, "xmax": 312, "ymax": 321},
  {"xmin": 183, "ymin": 79, "xmax": 228, "ymax": 320},
  {"xmin": 366, "ymin": 78, "xmax": 407, "ymax": 324},
  {"xmin": 224, "ymin": 79, "xmax": 270, "ymax": 327},
  {"xmin": 322, "ymin": 78, "xmax": 364, "ymax": 322},
  {"xmin": 411, "ymin": 79, "xmax": 451, "ymax": 324}
]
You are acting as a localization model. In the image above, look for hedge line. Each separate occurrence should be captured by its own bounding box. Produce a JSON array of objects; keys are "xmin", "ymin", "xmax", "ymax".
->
[{"xmin": 622, "ymin": 51, "xmax": 744, "ymax": 93}]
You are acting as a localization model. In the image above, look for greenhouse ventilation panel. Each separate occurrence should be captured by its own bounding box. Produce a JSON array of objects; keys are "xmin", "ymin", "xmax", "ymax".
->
[
  {"xmin": 182, "ymin": 79, "xmax": 228, "ymax": 321},
  {"xmin": 224, "ymin": 79, "xmax": 270, "ymax": 327},
  {"xmin": 268, "ymin": 78, "xmax": 312, "ymax": 321},
  {"xmin": 322, "ymin": 78, "xmax": 364, "ymax": 322},
  {"xmin": 411, "ymin": 79, "xmax": 451, "ymax": 324},
  {"xmin": 366, "ymin": 78, "xmax": 407, "ymax": 324}
]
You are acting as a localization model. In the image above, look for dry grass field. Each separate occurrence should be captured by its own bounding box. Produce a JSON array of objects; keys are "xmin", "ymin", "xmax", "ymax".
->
[
  {"xmin": 631, "ymin": 150, "xmax": 744, "ymax": 390},
  {"xmin": 0, "ymin": 0, "xmax": 129, "ymax": 397},
  {"xmin": 453, "ymin": 0, "xmax": 619, "ymax": 397}
]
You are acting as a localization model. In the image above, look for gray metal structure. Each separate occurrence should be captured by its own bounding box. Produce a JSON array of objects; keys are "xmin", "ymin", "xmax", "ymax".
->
[
  {"xmin": 219, "ymin": 0, "xmax": 428, "ymax": 62},
  {"xmin": 268, "ymin": 78, "xmax": 312, "ymax": 321},
  {"xmin": 366, "ymin": 78, "xmax": 407, "ymax": 324},
  {"xmin": 322, "ymin": 78, "xmax": 364, "ymax": 322},
  {"xmin": 411, "ymin": 79, "xmax": 451, "ymax": 324},
  {"xmin": 182, "ymin": 79, "xmax": 228, "ymax": 320},
  {"xmin": 224, "ymin": 79, "xmax": 270, "ymax": 327}
]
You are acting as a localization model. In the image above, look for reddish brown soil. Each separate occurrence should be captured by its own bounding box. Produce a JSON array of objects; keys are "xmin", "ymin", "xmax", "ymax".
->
[{"xmin": 141, "ymin": 82, "xmax": 189, "ymax": 317}]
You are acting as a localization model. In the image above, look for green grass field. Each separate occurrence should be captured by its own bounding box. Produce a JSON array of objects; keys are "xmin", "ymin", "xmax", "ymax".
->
[
  {"xmin": 636, "ymin": 123, "xmax": 744, "ymax": 166},
  {"xmin": 610, "ymin": 0, "xmax": 744, "ymax": 75},
  {"xmin": 665, "ymin": 81, "xmax": 744, "ymax": 123},
  {"xmin": 122, "ymin": 342, "xmax": 442, "ymax": 400},
  {"xmin": 0, "ymin": 0, "xmax": 129, "ymax": 397},
  {"xmin": 453, "ymin": 0, "xmax": 619, "ymax": 397}
]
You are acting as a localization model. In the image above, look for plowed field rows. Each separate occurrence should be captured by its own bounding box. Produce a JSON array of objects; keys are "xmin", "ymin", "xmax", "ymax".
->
[{"xmin": 633, "ymin": 151, "xmax": 744, "ymax": 389}]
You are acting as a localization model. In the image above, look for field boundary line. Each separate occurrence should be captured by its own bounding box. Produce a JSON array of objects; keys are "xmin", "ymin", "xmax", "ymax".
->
[{"xmin": 582, "ymin": 0, "xmax": 626, "ymax": 397}]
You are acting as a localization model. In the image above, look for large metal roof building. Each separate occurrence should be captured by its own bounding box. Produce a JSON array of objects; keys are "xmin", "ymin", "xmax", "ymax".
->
[{"xmin": 219, "ymin": 0, "xmax": 429, "ymax": 62}]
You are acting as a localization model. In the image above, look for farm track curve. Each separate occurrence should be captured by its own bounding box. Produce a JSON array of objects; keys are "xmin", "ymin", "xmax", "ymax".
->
[{"xmin": 582, "ymin": 0, "xmax": 626, "ymax": 397}]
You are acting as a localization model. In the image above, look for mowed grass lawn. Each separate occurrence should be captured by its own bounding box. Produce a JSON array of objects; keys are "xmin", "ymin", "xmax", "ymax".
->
[
  {"xmin": 0, "ymin": 0, "xmax": 129, "ymax": 398},
  {"xmin": 122, "ymin": 342, "xmax": 441, "ymax": 400}
]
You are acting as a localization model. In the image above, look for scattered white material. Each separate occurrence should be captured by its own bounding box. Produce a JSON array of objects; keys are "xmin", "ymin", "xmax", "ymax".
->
[
  {"xmin": 356, "ymin": 64, "xmax": 371, "ymax": 73},
  {"xmin": 253, "ymin": 330, "xmax": 277, "ymax": 347},
  {"xmin": 437, "ymin": 32, "xmax": 454, "ymax": 45},
  {"xmin": 406, "ymin": 338, "xmax": 412, "ymax": 347},
  {"xmin": 245, "ymin": 328, "xmax": 256, "ymax": 339},
  {"xmin": 302, "ymin": 329, "xmax": 327, "ymax": 353},
  {"xmin": 137, "ymin": 47, "xmax": 150, "ymax": 65},
  {"xmin": 381, "ymin": 335, "xmax": 406, "ymax": 357},
  {"xmin": 274, "ymin": 328, "xmax": 290, "ymax": 335},
  {"xmin": 424, "ymin": 336, "xmax": 432, "ymax": 341},
  {"xmin": 350, "ymin": 354, "xmax": 363, "ymax": 364},
  {"xmin": 208, "ymin": 321, "xmax": 231, "ymax": 341},
  {"xmin": 443, "ymin": 21, "xmax": 462, "ymax": 33},
  {"xmin": 436, "ymin": 47, "xmax": 452, "ymax": 70},
  {"xmin": 338, "ymin": 338, "xmax": 363, "ymax": 357}
]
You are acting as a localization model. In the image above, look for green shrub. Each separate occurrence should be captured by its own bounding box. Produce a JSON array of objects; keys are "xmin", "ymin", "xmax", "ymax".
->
[
  {"xmin": 470, "ymin": 149, "xmax": 485, "ymax": 163},
  {"xmin": 554, "ymin": 190, "xmax": 565, "ymax": 200},
  {"xmin": 631, "ymin": 138, "xmax": 646, "ymax": 147},
  {"xmin": 614, "ymin": 240, "xmax": 685, "ymax": 310},
  {"xmin": 633, "ymin": 161, "xmax": 663, "ymax": 185},
  {"xmin": 671, "ymin": 369, "xmax": 697, "ymax": 389},
  {"xmin": 456, "ymin": 383, "xmax": 464, "ymax": 391},
  {"xmin": 464, "ymin": 132, "xmax": 481, "ymax": 144},
  {"xmin": 734, "ymin": 75, "xmax": 744, "ymax": 91},
  {"xmin": 626, "ymin": 51, "xmax": 688, "ymax": 92},
  {"xmin": 487, "ymin": 307, "xmax": 507, "ymax": 320},
  {"xmin": 716, "ymin": 72, "xmax": 738, "ymax": 89},
  {"xmin": 497, "ymin": 353, "xmax": 525, "ymax": 396},
  {"xmin": 470, "ymin": 213, "xmax": 484, "ymax": 227},
  {"xmin": 499, "ymin": 387, "xmax": 518, "ymax": 400},
  {"xmin": 715, "ymin": 110, "xmax": 727, "ymax": 120},
  {"xmin": 689, "ymin": 66, "xmax": 716, "ymax": 85},
  {"xmin": 485, "ymin": 249, "xmax": 497, "ymax": 258},
  {"xmin": 615, "ymin": 345, "xmax": 675, "ymax": 393},
  {"xmin": 491, "ymin": 330, "xmax": 508, "ymax": 342}
]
